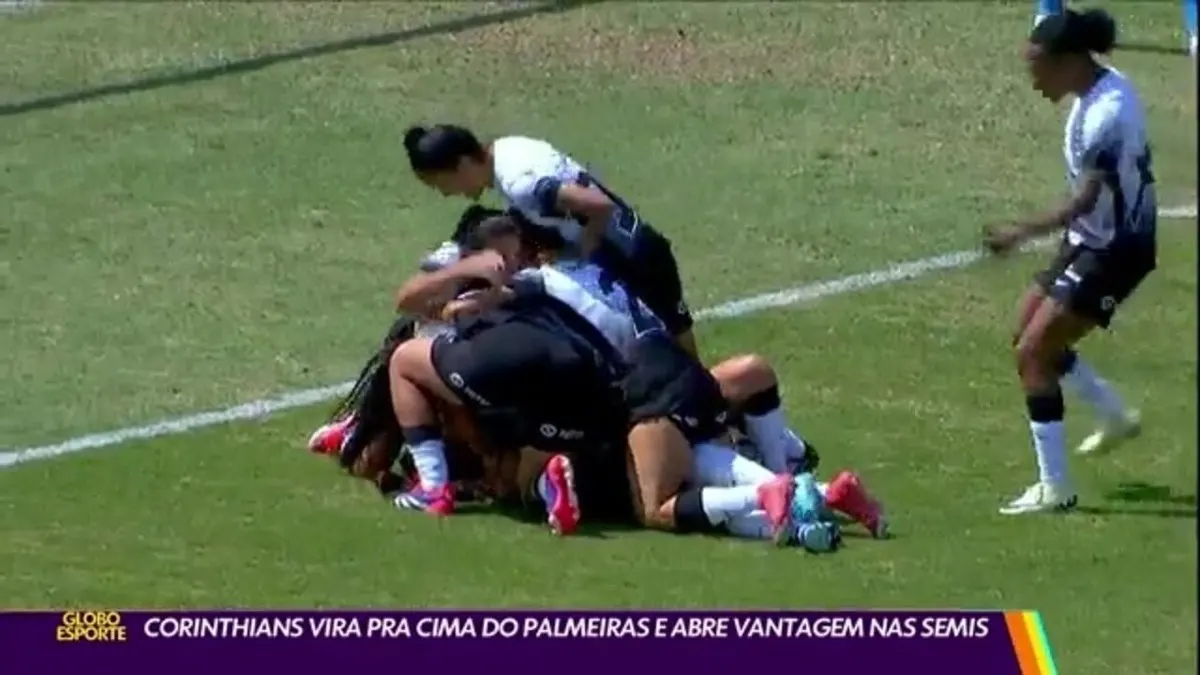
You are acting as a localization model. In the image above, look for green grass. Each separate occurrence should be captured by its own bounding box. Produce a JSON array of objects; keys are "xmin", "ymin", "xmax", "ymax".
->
[{"xmin": 0, "ymin": 3, "xmax": 1196, "ymax": 673}]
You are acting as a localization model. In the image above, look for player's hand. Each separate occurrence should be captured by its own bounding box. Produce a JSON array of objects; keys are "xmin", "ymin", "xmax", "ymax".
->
[
  {"xmin": 458, "ymin": 250, "xmax": 510, "ymax": 286},
  {"xmin": 982, "ymin": 224, "xmax": 1025, "ymax": 255},
  {"xmin": 439, "ymin": 290, "xmax": 486, "ymax": 321}
]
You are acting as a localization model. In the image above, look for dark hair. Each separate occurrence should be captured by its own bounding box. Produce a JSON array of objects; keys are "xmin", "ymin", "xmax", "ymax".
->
[
  {"xmin": 462, "ymin": 212, "xmax": 567, "ymax": 256},
  {"xmin": 451, "ymin": 205, "xmax": 504, "ymax": 246},
  {"xmin": 402, "ymin": 124, "xmax": 485, "ymax": 173},
  {"xmin": 1030, "ymin": 8, "xmax": 1117, "ymax": 56}
]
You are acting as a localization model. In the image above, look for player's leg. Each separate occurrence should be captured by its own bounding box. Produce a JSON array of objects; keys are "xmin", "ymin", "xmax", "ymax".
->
[
  {"xmin": 1035, "ymin": 0, "xmax": 1065, "ymax": 28},
  {"xmin": 688, "ymin": 441, "xmax": 842, "ymax": 551},
  {"xmin": 388, "ymin": 321, "xmax": 556, "ymax": 513},
  {"xmin": 1001, "ymin": 242, "xmax": 1154, "ymax": 514},
  {"xmin": 1021, "ymin": 242, "xmax": 1133, "ymax": 447},
  {"xmin": 706, "ymin": 354, "xmax": 887, "ymax": 537},
  {"xmin": 505, "ymin": 446, "xmax": 583, "ymax": 536},
  {"xmin": 709, "ymin": 354, "xmax": 818, "ymax": 474},
  {"xmin": 1058, "ymin": 241, "xmax": 1155, "ymax": 454},
  {"xmin": 622, "ymin": 338, "xmax": 798, "ymax": 546},
  {"xmin": 387, "ymin": 337, "xmax": 461, "ymax": 514}
]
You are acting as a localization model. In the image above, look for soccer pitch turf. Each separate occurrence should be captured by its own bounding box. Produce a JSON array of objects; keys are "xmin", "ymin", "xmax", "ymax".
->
[{"xmin": 1, "ymin": 3, "xmax": 1196, "ymax": 672}]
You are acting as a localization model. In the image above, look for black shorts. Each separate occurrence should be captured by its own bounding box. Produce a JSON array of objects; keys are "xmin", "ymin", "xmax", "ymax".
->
[
  {"xmin": 1034, "ymin": 235, "xmax": 1156, "ymax": 328},
  {"xmin": 430, "ymin": 320, "xmax": 620, "ymax": 452},
  {"xmin": 621, "ymin": 335, "xmax": 728, "ymax": 444},
  {"xmin": 607, "ymin": 228, "xmax": 694, "ymax": 336}
]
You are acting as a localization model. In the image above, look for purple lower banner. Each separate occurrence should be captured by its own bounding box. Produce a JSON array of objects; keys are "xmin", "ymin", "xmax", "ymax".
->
[{"xmin": 1, "ymin": 610, "xmax": 1057, "ymax": 674}]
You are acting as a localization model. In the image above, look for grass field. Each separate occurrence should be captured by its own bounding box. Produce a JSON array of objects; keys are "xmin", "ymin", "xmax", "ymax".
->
[{"xmin": 1, "ymin": 2, "xmax": 1196, "ymax": 672}]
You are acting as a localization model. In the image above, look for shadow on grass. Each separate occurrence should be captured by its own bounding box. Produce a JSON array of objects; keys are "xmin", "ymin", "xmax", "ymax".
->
[
  {"xmin": 1076, "ymin": 482, "xmax": 1196, "ymax": 520},
  {"xmin": 450, "ymin": 501, "xmax": 642, "ymax": 539},
  {"xmin": 1, "ymin": 0, "xmax": 600, "ymax": 117}
]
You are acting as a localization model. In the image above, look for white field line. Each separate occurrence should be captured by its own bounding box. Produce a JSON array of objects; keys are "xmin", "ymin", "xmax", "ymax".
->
[
  {"xmin": 0, "ymin": 0, "xmax": 42, "ymax": 13},
  {"xmin": 1, "ymin": 205, "xmax": 1195, "ymax": 469}
]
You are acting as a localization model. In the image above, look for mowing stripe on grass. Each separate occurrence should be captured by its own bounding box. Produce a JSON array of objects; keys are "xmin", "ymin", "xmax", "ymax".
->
[{"xmin": 1, "ymin": 205, "xmax": 1195, "ymax": 469}]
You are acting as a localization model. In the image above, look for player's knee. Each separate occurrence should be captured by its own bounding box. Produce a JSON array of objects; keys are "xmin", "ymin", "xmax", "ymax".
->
[
  {"xmin": 1013, "ymin": 333, "xmax": 1056, "ymax": 385},
  {"xmin": 710, "ymin": 353, "xmax": 776, "ymax": 403},
  {"xmin": 388, "ymin": 338, "xmax": 430, "ymax": 379}
]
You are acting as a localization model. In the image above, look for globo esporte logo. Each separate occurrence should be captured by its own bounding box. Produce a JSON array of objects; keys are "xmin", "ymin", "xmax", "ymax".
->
[{"xmin": 55, "ymin": 611, "xmax": 127, "ymax": 642}]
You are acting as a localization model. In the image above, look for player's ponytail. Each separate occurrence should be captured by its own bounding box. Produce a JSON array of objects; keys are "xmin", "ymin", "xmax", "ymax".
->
[
  {"xmin": 402, "ymin": 123, "xmax": 485, "ymax": 173},
  {"xmin": 1076, "ymin": 8, "xmax": 1117, "ymax": 55},
  {"xmin": 403, "ymin": 126, "xmax": 428, "ymax": 154}
]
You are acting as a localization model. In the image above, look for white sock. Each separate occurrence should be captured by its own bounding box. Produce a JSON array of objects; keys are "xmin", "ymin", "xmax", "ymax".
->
[
  {"xmin": 535, "ymin": 471, "xmax": 552, "ymax": 504},
  {"xmin": 409, "ymin": 439, "xmax": 448, "ymax": 490},
  {"xmin": 744, "ymin": 408, "xmax": 791, "ymax": 474},
  {"xmin": 816, "ymin": 482, "xmax": 829, "ymax": 497},
  {"xmin": 1030, "ymin": 421, "xmax": 1069, "ymax": 485},
  {"xmin": 699, "ymin": 485, "xmax": 760, "ymax": 526},
  {"xmin": 693, "ymin": 442, "xmax": 774, "ymax": 487},
  {"xmin": 1061, "ymin": 358, "xmax": 1128, "ymax": 424},
  {"xmin": 725, "ymin": 510, "xmax": 774, "ymax": 541}
]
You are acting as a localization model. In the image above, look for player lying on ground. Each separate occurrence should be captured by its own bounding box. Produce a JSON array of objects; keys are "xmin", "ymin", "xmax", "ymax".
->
[
  {"xmin": 422, "ymin": 214, "xmax": 888, "ymax": 548},
  {"xmin": 402, "ymin": 123, "xmax": 700, "ymax": 358},
  {"xmin": 984, "ymin": 8, "xmax": 1152, "ymax": 515}
]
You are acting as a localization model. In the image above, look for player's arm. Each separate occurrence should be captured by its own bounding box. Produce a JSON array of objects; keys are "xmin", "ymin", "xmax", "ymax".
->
[
  {"xmin": 986, "ymin": 105, "xmax": 1119, "ymax": 253},
  {"xmin": 395, "ymin": 251, "xmax": 510, "ymax": 314},
  {"xmin": 440, "ymin": 269, "xmax": 544, "ymax": 320},
  {"xmin": 440, "ymin": 287, "xmax": 515, "ymax": 320},
  {"xmin": 528, "ymin": 176, "xmax": 614, "ymax": 257},
  {"xmin": 1007, "ymin": 171, "xmax": 1106, "ymax": 240}
]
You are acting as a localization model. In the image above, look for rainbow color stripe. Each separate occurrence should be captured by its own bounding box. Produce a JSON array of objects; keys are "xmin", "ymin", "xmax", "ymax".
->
[{"xmin": 1004, "ymin": 611, "xmax": 1060, "ymax": 675}]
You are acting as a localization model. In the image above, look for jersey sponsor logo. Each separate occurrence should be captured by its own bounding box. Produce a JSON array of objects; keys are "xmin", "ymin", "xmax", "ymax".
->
[
  {"xmin": 538, "ymin": 423, "xmax": 585, "ymax": 441},
  {"xmin": 447, "ymin": 372, "xmax": 492, "ymax": 407},
  {"xmin": 670, "ymin": 414, "xmax": 699, "ymax": 429}
]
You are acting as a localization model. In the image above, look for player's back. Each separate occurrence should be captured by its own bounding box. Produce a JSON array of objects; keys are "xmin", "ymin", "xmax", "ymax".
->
[{"xmin": 512, "ymin": 261, "xmax": 666, "ymax": 362}]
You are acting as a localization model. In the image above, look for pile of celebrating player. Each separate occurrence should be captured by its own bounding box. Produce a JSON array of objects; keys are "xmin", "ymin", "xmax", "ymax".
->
[
  {"xmin": 306, "ymin": 128, "xmax": 888, "ymax": 552},
  {"xmin": 306, "ymin": 6, "xmax": 1159, "ymax": 548}
]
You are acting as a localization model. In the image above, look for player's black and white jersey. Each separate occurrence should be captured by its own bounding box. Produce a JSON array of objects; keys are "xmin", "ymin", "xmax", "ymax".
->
[
  {"xmin": 491, "ymin": 136, "xmax": 645, "ymax": 259},
  {"xmin": 511, "ymin": 261, "xmax": 668, "ymax": 362},
  {"xmin": 1063, "ymin": 67, "xmax": 1156, "ymax": 248}
]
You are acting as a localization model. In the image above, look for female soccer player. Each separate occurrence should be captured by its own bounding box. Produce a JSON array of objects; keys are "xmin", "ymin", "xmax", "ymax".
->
[
  {"xmin": 984, "ymin": 8, "xmax": 1155, "ymax": 515},
  {"xmin": 401, "ymin": 124, "xmax": 700, "ymax": 357}
]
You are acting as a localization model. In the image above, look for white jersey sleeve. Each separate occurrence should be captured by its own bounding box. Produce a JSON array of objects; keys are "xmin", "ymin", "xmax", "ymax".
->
[
  {"xmin": 491, "ymin": 136, "xmax": 586, "ymax": 248},
  {"xmin": 419, "ymin": 241, "xmax": 462, "ymax": 272}
]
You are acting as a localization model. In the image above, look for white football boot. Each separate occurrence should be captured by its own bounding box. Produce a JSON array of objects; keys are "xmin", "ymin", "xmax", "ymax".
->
[
  {"xmin": 1077, "ymin": 410, "xmax": 1141, "ymax": 456},
  {"xmin": 999, "ymin": 481, "xmax": 1078, "ymax": 515}
]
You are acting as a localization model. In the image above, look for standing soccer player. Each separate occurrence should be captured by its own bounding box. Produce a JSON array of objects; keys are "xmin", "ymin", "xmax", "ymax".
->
[
  {"xmin": 401, "ymin": 124, "xmax": 699, "ymax": 357},
  {"xmin": 984, "ymin": 8, "xmax": 1155, "ymax": 515}
]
